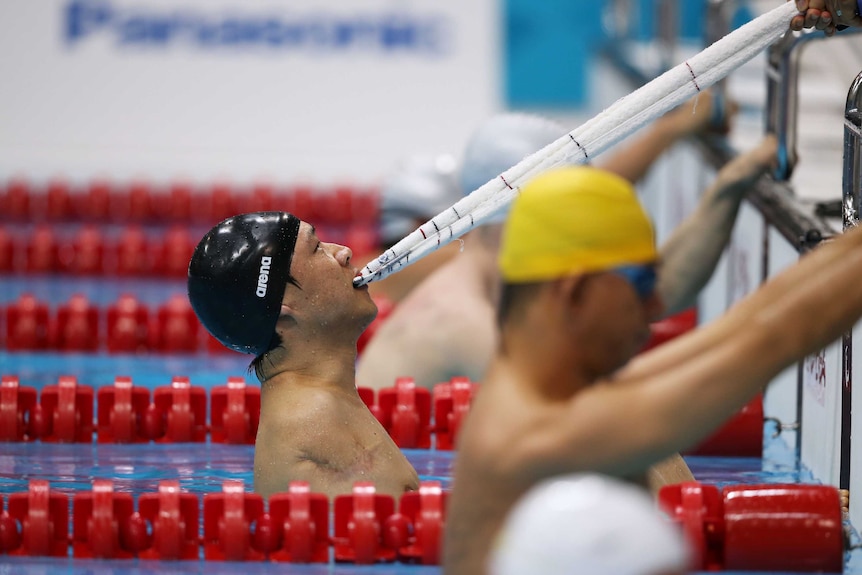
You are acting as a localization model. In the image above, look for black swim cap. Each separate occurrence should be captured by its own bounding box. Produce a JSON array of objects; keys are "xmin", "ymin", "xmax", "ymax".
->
[{"xmin": 188, "ymin": 212, "xmax": 301, "ymax": 355}]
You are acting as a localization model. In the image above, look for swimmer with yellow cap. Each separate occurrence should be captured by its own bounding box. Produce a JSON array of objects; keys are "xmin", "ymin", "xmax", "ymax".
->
[
  {"xmin": 499, "ymin": 166, "xmax": 657, "ymax": 283},
  {"xmin": 497, "ymin": 166, "xmax": 664, "ymax": 366},
  {"xmin": 443, "ymin": 136, "xmax": 783, "ymax": 575}
]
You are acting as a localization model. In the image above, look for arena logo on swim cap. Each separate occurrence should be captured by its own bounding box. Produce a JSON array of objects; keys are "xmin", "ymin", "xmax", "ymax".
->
[{"xmin": 256, "ymin": 256, "xmax": 272, "ymax": 298}]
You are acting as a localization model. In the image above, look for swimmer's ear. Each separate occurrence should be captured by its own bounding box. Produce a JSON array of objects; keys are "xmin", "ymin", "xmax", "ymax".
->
[
  {"xmin": 556, "ymin": 275, "xmax": 589, "ymax": 307},
  {"xmin": 278, "ymin": 303, "xmax": 298, "ymax": 319},
  {"xmin": 275, "ymin": 304, "xmax": 299, "ymax": 329}
]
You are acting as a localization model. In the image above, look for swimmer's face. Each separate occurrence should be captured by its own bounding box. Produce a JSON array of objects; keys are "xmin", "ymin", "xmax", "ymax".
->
[
  {"xmin": 281, "ymin": 222, "xmax": 378, "ymax": 332},
  {"xmin": 575, "ymin": 265, "xmax": 663, "ymax": 373}
]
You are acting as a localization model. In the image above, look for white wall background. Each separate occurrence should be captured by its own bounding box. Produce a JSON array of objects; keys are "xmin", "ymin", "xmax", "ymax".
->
[{"xmin": 0, "ymin": 0, "xmax": 501, "ymax": 186}]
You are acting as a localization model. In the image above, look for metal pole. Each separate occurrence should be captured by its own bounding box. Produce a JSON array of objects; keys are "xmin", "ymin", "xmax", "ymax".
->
[
  {"xmin": 766, "ymin": 28, "xmax": 862, "ymax": 182},
  {"xmin": 840, "ymin": 71, "xmax": 862, "ymax": 491},
  {"xmin": 843, "ymin": 71, "xmax": 862, "ymax": 229}
]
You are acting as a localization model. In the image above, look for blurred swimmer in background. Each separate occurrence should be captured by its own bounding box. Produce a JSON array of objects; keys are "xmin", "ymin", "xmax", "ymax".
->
[
  {"xmin": 357, "ymin": 91, "xmax": 744, "ymax": 394},
  {"xmin": 368, "ymin": 153, "xmax": 464, "ymax": 304}
]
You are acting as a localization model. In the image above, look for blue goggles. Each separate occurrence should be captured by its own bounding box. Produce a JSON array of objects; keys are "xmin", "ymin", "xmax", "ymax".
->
[{"xmin": 611, "ymin": 264, "xmax": 657, "ymax": 299}]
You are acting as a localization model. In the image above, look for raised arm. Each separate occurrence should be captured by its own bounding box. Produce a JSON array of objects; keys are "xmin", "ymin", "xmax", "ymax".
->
[
  {"xmin": 598, "ymin": 90, "xmax": 732, "ymax": 184},
  {"xmin": 656, "ymin": 136, "xmax": 778, "ymax": 316},
  {"xmin": 533, "ymin": 221, "xmax": 862, "ymax": 479}
]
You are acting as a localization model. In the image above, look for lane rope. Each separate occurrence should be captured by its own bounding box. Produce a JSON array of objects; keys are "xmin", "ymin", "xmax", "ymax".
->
[{"xmin": 354, "ymin": 2, "xmax": 799, "ymax": 286}]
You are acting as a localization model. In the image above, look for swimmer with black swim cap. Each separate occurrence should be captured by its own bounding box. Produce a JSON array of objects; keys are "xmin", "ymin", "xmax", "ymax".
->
[
  {"xmin": 188, "ymin": 211, "xmax": 302, "ymax": 357},
  {"xmin": 188, "ymin": 212, "xmax": 418, "ymax": 500}
]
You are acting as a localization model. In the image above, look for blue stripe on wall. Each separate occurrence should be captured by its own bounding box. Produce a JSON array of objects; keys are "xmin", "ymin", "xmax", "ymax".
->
[
  {"xmin": 504, "ymin": 0, "xmax": 600, "ymax": 108},
  {"xmin": 504, "ymin": 0, "xmax": 753, "ymax": 109}
]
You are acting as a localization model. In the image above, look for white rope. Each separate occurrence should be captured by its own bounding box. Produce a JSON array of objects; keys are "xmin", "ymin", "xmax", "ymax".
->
[{"xmin": 354, "ymin": 1, "xmax": 800, "ymax": 287}]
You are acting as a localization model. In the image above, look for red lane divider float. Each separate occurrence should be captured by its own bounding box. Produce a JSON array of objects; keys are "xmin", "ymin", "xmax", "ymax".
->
[
  {"xmin": 0, "ymin": 479, "xmax": 448, "ymax": 564},
  {"xmin": 0, "ymin": 177, "xmax": 380, "ymax": 227},
  {"xmin": 0, "ymin": 375, "xmax": 452, "ymax": 447},
  {"xmin": 265, "ymin": 481, "xmax": 330, "ymax": 563},
  {"xmin": 2, "ymin": 288, "xmax": 378, "ymax": 355},
  {"xmin": 433, "ymin": 376, "xmax": 479, "ymax": 451},
  {"xmin": 210, "ymin": 377, "xmax": 261, "ymax": 445},
  {"xmin": 38, "ymin": 375, "xmax": 94, "ymax": 443},
  {"xmin": 0, "ymin": 478, "xmax": 844, "ymax": 570},
  {"xmin": 4, "ymin": 479, "xmax": 69, "ymax": 557},
  {"xmin": 0, "ymin": 370, "xmax": 762, "ymax": 454},
  {"xmin": 72, "ymin": 479, "xmax": 136, "ymax": 559},
  {"xmin": 3, "ymin": 292, "xmax": 238, "ymax": 355},
  {"xmin": 2, "ymin": 218, "xmax": 379, "ymax": 277},
  {"xmin": 9, "ymin": 223, "xmax": 195, "ymax": 278},
  {"xmin": 1, "ymin": 375, "xmax": 255, "ymax": 445},
  {"xmin": 660, "ymin": 481, "xmax": 845, "ymax": 573},
  {"xmin": 333, "ymin": 482, "xmax": 399, "ymax": 564},
  {"xmin": 97, "ymin": 376, "xmax": 151, "ymax": 443},
  {"xmin": 137, "ymin": 480, "xmax": 200, "ymax": 560},
  {"xmin": 378, "ymin": 377, "xmax": 432, "ymax": 449},
  {"xmin": 4, "ymin": 294, "xmax": 51, "ymax": 351},
  {"xmin": 0, "ymin": 375, "xmax": 37, "ymax": 442},
  {"xmin": 203, "ymin": 480, "xmax": 266, "ymax": 561},
  {"xmin": 392, "ymin": 481, "xmax": 447, "ymax": 565}
]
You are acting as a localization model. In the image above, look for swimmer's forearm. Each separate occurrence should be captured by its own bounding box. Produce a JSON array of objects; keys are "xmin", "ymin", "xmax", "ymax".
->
[
  {"xmin": 621, "ymin": 225, "xmax": 862, "ymax": 449},
  {"xmin": 569, "ymin": 225, "xmax": 862, "ymax": 474},
  {"xmin": 655, "ymin": 179, "xmax": 744, "ymax": 315},
  {"xmin": 657, "ymin": 137, "xmax": 777, "ymax": 315}
]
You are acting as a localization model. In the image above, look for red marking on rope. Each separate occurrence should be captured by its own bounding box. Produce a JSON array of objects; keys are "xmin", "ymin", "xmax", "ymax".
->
[
  {"xmin": 569, "ymin": 134, "xmax": 589, "ymax": 159},
  {"xmin": 685, "ymin": 62, "xmax": 701, "ymax": 92},
  {"xmin": 420, "ymin": 229, "xmax": 427, "ymax": 239},
  {"xmin": 499, "ymin": 175, "xmax": 513, "ymax": 190}
]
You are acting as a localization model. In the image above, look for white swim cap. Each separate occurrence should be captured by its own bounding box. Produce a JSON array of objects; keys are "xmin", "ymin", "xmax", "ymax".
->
[
  {"xmin": 489, "ymin": 474, "xmax": 691, "ymax": 575},
  {"xmin": 378, "ymin": 154, "xmax": 461, "ymax": 246},
  {"xmin": 459, "ymin": 113, "xmax": 567, "ymax": 223}
]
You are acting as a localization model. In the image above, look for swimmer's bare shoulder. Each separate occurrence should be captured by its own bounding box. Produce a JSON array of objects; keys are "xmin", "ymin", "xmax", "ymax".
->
[
  {"xmin": 255, "ymin": 385, "xmax": 346, "ymax": 495},
  {"xmin": 358, "ymin": 265, "xmax": 497, "ymax": 390},
  {"xmin": 261, "ymin": 383, "xmax": 362, "ymax": 447},
  {"xmin": 256, "ymin": 383, "xmax": 417, "ymax": 498}
]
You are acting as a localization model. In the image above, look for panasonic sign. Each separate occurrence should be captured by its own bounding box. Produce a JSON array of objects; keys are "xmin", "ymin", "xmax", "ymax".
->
[
  {"xmin": 63, "ymin": 0, "xmax": 452, "ymax": 54},
  {"xmin": 256, "ymin": 256, "xmax": 272, "ymax": 298}
]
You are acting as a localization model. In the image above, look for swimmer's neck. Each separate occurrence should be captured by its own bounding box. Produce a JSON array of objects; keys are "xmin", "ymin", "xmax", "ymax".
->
[
  {"xmin": 490, "ymin": 354, "xmax": 593, "ymax": 402},
  {"xmin": 259, "ymin": 339, "xmax": 359, "ymax": 392},
  {"xmin": 498, "ymin": 314, "xmax": 607, "ymax": 398}
]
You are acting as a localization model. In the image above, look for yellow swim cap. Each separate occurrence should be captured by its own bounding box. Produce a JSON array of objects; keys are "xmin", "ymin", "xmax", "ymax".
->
[{"xmin": 499, "ymin": 166, "xmax": 657, "ymax": 283}]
